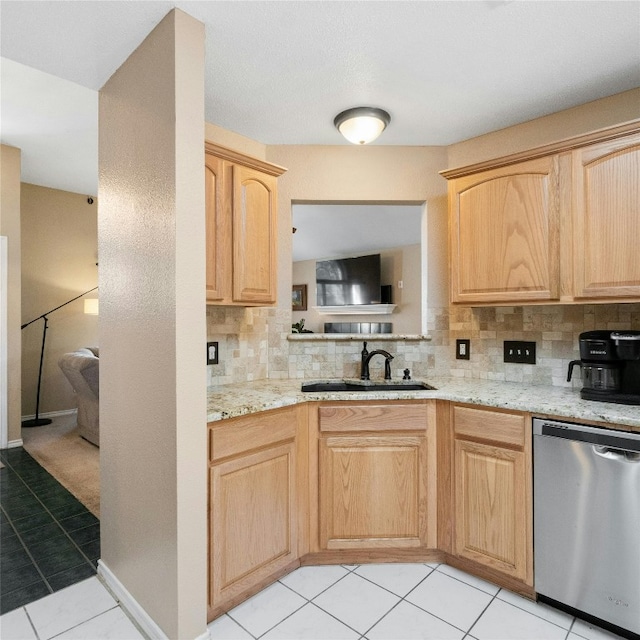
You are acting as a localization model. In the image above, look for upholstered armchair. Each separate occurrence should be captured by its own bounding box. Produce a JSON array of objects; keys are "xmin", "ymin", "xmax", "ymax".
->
[{"xmin": 58, "ymin": 347, "xmax": 99, "ymax": 446}]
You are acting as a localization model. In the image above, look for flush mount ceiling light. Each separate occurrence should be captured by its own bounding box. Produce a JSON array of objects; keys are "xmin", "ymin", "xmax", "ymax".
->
[{"xmin": 334, "ymin": 107, "xmax": 391, "ymax": 145}]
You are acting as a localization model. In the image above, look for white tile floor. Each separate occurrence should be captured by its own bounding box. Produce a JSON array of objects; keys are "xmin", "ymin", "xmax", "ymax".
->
[
  {"xmin": 0, "ymin": 577, "xmax": 144, "ymax": 640},
  {"xmin": 0, "ymin": 564, "xmax": 629, "ymax": 640},
  {"xmin": 210, "ymin": 563, "xmax": 629, "ymax": 640}
]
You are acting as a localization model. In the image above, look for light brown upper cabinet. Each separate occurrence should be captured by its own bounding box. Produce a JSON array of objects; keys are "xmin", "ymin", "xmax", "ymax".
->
[
  {"xmin": 572, "ymin": 132, "xmax": 640, "ymax": 300},
  {"xmin": 205, "ymin": 143, "xmax": 286, "ymax": 306},
  {"xmin": 442, "ymin": 122, "xmax": 640, "ymax": 306},
  {"xmin": 447, "ymin": 156, "xmax": 560, "ymax": 305}
]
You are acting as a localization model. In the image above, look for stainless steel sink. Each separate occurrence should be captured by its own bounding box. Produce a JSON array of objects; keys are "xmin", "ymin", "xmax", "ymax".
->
[{"xmin": 301, "ymin": 381, "xmax": 436, "ymax": 392}]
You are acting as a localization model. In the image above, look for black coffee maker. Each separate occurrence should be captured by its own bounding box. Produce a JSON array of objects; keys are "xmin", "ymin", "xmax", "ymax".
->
[{"xmin": 568, "ymin": 330, "xmax": 640, "ymax": 404}]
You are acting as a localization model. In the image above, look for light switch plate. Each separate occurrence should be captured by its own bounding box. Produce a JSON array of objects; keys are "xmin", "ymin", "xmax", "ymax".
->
[
  {"xmin": 504, "ymin": 340, "xmax": 536, "ymax": 364},
  {"xmin": 207, "ymin": 341, "xmax": 219, "ymax": 365},
  {"xmin": 456, "ymin": 339, "xmax": 470, "ymax": 360}
]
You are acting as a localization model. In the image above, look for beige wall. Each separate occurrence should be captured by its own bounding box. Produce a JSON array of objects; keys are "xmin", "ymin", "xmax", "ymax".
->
[
  {"xmin": 205, "ymin": 121, "xmax": 266, "ymax": 159},
  {"xmin": 292, "ymin": 244, "xmax": 423, "ymax": 334},
  {"xmin": 204, "ymin": 144, "xmax": 450, "ymax": 383},
  {"xmin": 266, "ymin": 144, "xmax": 450, "ymax": 318},
  {"xmin": 20, "ymin": 184, "xmax": 98, "ymax": 416},
  {"xmin": 98, "ymin": 9, "xmax": 206, "ymax": 639},
  {"xmin": 210, "ymin": 90, "xmax": 640, "ymax": 386},
  {"xmin": 447, "ymin": 87, "xmax": 640, "ymax": 168},
  {"xmin": 0, "ymin": 144, "xmax": 22, "ymax": 444},
  {"xmin": 257, "ymin": 90, "xmax": 640, "ymax": 385}
]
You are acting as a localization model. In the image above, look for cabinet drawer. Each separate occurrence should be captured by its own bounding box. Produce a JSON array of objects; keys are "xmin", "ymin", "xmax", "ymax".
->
[
  {"xmin": 209, "ymin": 406, "xmax": 297, "ymax": 462},
  {"xmin": 319, "ymin": 403, "xmax": 428, "ymax": 433},
  {"xmin": 453, "ymin": 405, "xmax": 525, "ymax": 448}
]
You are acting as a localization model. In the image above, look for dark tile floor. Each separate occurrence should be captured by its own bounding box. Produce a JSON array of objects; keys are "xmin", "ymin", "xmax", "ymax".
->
[{"xmin": 0, "ymin": 447, "xmax": 100, "ymax": 615}]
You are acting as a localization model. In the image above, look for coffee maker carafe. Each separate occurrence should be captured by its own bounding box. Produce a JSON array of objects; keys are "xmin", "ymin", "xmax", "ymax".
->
[{"xmin": 568, "ymin": 330, "xmax": 640, "ymax": 404}]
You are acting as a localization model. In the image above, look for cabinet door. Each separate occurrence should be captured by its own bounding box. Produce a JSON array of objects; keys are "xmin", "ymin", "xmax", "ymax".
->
[
  {"xmin": 205, "ymin": 153, "xmax": 229, "ymax": 302},
  {"xmin": 319, "ymin": 434, "xmax": 427, "ymax": 550},
  {"xmin": 573, "ymin": 133, "xmax": 640, "ymax": 299},
  {"xmin": 231, "ymin": 165, "xmax": 277, "ymax": 304},
  {"xmin": 449, "ymin": 156, "xmax": 560, "ymax": 304},
  {"xmin": 454, "ymin": 439, "xmax": 529, "ymax": 582},
  {"xmin": 210, "ymin": 441, "xmax": 297, "ymax": 608}
]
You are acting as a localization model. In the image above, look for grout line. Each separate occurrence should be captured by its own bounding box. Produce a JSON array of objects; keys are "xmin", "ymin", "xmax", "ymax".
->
[
  {"xmin": 306, "ymin": 601, "xmax": 363, "ymax": 639},
  {"xmin": 45, "ymin": 604, "xmax": 122, "ymax": 640},
  {"xmin": 495, "ymin": 590, "xmax": 577, "ymax": 633},
  {"xmin": 465, "ymin": 588, "xmax": 500, "ymax": 638},
  {"xmin": 433, "ymin": 565, "xmax": 499, "ymax": 597},
  {"xmin": 274, "ymin": 569, "xmax": 365, "ymax": 637},
  {"xmin": 251, "ymin": 575, "xmax": 354, "ymax": 638},
  {"xmin": 238, "ymin": 599, "xmax": 308, "ymax": 639},
  {"xmin": 278, "ymin": 566, "xmax": 352, "ymax": 602},
  {"xmin": 0, "ymin": 452, "xmax": 97, "ymax": 606},
  {"xmin": 352, "ymin": 563, "xmax": 436, "ymax": 600},
  {"xmin": 360, "ymin": 597, "xmax": 406, "ymax": 638},
  {"xmin": 219, "ymin": 614, "xmax": 255, "ymax": 640},
  {"xmin": 0, "ymin": 500, "xmax": 55, "ymax": 601},
  {"xmin": 23, "ymin": 605, "xmax": 42, "ymax": 640},
  {"xmin": 361, "ymin": 567, "xmax": 472, "ymax": 637}
]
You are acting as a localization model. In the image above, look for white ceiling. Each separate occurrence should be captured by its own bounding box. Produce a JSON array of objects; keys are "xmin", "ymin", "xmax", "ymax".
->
[
  {"xmin": 0, "ymin": 59, "xmax": 98, "ymax": 196},
  {"xmin": 292, "ymin": 204, "xmax": 423, "ymax": 262},
  {"xmin": 1, "ymin": 1, "xmax": 639, "ymax": 196}
]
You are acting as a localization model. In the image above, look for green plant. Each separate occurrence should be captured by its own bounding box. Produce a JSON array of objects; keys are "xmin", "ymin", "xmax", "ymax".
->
[{"xmin": 292, "ymin": 318, "xmax": 313, "ymax": 333}]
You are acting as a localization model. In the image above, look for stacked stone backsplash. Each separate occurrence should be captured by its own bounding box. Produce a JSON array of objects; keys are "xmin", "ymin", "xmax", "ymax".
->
[
  {"xmin": 448, "ymin": 303, "xmax": 640, "ymax": 388},
  {"xmin": 208, "ymin": 303, "xmax": 640, "ymax": 389},
  {"xmin": 286, "ymin": 337, "xmax": 449, "ymax": 381},
  {"xmin": 206, "ymin": 306, "xmax": 291, "ymax": 386}
]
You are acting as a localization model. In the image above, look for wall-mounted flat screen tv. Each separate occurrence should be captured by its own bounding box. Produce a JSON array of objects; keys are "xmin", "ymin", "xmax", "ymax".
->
[{"xmin": 316, "ymin": 253, "xmax": 381, "ymax": 306}]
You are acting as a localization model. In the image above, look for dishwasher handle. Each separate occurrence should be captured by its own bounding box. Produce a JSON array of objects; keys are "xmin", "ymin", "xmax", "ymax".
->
[
  {"xmin": 593, "ymin": 445, "xmax": 640, "ymax": 462},
  {"xmin": 533, "ymin": 418, "xmax": 640, "ymax": 453}
]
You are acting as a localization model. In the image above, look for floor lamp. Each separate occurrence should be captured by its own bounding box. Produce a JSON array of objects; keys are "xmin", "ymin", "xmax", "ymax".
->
[{"xmin": 21, "ymin": 286, "xmax": 98, "ymax": 428}]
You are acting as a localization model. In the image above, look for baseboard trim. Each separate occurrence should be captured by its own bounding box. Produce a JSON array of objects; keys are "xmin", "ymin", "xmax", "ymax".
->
[
  {"xmin": 21, "ymin": 408, "xmax": 77, "ymax": 421},
  {"xmin": 97, "ymin": 560, "xmax": 210, "ymax": 640},
  {"xmin": 6, "ymin": 438, "xmax": 23, "ymax": 449},
  {"xmin": 98, "ymin": 560, "xmax": 169, "ymax": 640}
]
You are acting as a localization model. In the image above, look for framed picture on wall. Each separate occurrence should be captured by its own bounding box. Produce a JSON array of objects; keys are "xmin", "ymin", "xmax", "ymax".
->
[{"xmin": 292, "ymin": 284, "xmax": 307, "ymax": 311}]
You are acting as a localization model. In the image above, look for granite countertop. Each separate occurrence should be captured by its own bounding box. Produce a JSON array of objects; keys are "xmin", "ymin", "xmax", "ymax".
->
[{"xmin": 207, "ymin": 377, "xmax": 640, "ymax": 431}]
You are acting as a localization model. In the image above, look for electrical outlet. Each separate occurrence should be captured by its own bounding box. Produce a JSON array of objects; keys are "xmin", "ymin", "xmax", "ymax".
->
[
  {"xmin": 456, "ymin": 339, "xmax": 470, "ymax": 360},
  {"xmin": 207, "ymin": 341, "xmax": 219, "ymax": 365},
  {"xmin": 504, "ymin": 340, "xmax": 536, "ymax": 364}
]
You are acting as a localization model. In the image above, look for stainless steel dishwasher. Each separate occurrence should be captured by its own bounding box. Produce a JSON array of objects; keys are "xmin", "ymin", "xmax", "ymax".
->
[{"xmin": 533, "ymin": 418, "xmax": 640, "ymax": 638}]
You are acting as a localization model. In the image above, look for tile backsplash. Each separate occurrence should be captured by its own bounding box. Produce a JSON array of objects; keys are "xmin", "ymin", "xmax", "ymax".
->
[
  {"xmin": 206, "ymin": 306, "xmax": 290, "ymax": 386},
  {"xmin": 448, "ymin": 304, "xmax": 640, "ymax": 388},
  {"xmin": 207, "ymin": 303, "xmax": 640, "ymax": 388}
]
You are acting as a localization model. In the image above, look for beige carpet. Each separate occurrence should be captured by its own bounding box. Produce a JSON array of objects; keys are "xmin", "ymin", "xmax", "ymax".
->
[{"xmin": 22, "ymin": 412, "xmax": 100, "ymax": 517}]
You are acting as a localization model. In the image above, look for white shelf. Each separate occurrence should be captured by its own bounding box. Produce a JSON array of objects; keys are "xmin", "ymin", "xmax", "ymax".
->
[
  {"xmin": 311, "ymin": 304, "xmax": 397, "ymax": 315},
  {"xmin": 288, "ymin": 333, "xmax": 431, "ymax": 341}
]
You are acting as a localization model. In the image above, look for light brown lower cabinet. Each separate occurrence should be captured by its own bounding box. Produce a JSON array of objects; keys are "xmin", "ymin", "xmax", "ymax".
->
[
  {"xmin": 315, "ymin": 401, "xmax": 437, "ymax": 552},
  {"xmin": 208, "ymin": 405, "xmax": 307, "ymax": 621},
  {"xmin": 451, "ymin": 404, "xmax": 533, "ymax": 586},
  {"xmin": 207, "ymin": 399, "xmax": 535, "ymax": 622}
]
